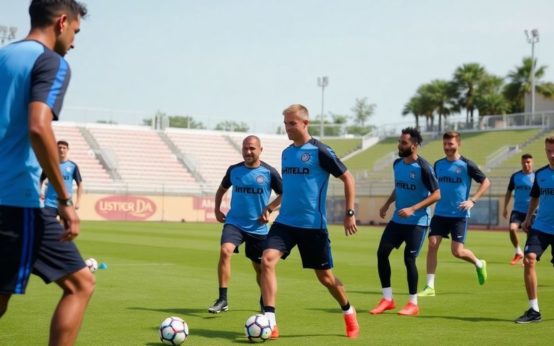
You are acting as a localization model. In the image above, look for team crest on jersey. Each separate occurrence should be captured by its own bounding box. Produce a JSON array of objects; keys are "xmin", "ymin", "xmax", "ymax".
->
[
  {"xmin": 409, "ymin": 171, "xmax": 416, "ymax": 180},
  {"xmin": 256, "ymin": 175, "xmax": 265, "ymax": 184},
  {"xmin": 66, "ymin": 166, "xmax": 72, "ymax": 172},
  {"xmin": 301, "ymin": 153, "xmax": 311, "ymax": 162},
  {"xmin": 455, "ymin": 167, "xmax": 462, "ymax": 174}
]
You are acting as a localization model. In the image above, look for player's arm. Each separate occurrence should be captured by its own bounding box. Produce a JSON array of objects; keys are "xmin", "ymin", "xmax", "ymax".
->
[
  {"xmin": 502, "ymin": 189, "xmax": 513, "ymax": 219},
  {"xmin": 28, "ymin": 102, "xmax": 79, "ymax": 240},
  {"xmin": 74, "ymin": 165, "xmax": 84, "ymax": 210},
  {"xmin": 380, "ymin": 190, "xmax": 396, "ymax": 218},
  {"xmin": 75, "ymin": 181, "xmax": 84, "ymax": 210},
  {"xmin": 338, "ymin": 170, "xmax": 357, "ymax": 236},
  {"xmin": 522, "ymin": 197, "xmax": 539, "ymax": 233},
  {"xmin": 259, "ymin": 194, "xmax": 282, "ymax": 224},
  {"xmin": 398, "ymin": 189, "xmax": 441, "ymax": 218},
  {"xmin": 214, "ymin": 185, "xmax": 229, "ymax": 223},
  {"xmin": 459, "ymin": 177, "xmax": 491, "ymax": 211}
]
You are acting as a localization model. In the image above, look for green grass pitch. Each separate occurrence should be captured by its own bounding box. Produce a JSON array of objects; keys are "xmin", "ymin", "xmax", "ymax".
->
[{"xmin": 1, "ymin": 221, "xmax": 553, "ymax": 345}]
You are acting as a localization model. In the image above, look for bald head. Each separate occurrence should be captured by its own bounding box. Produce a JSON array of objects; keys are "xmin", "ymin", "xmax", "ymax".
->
[{"xmin": 242, "ymin": 135, "xmax": 262, "ymax": 167}]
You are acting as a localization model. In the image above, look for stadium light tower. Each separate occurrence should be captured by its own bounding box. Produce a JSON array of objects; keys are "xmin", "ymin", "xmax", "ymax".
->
[
  {"xmin": 525, "ymin": 29, "xmax": 539, "ymax": 115},
  {"xmin": 317, "ymin": 76, "xmax": 329, "ymax": 138},
  {"xmin": 0, "ymin": 25, "xmax": 17, "ymax": 46}
]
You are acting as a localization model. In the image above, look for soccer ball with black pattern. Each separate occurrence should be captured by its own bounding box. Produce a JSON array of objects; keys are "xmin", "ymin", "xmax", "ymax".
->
[
  {"xmin": 244, "ymin": 314, "xmax": 272, "ymax": 342},
  {"xmin": 84, "ymin": 258, "xmax": 98, "ymax": 273},
  {"xmin": 159, "ymin": 316, "xmax": 189, "ymax": 345}
]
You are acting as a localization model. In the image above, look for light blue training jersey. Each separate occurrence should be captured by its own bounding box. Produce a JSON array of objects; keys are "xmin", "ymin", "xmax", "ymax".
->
[
  {"xmin": 41, "ymin": 160, "xmax": 82, "ymax": 208},
  {"xmin": 0, "ymin": 40, "xmax": 70, "ymax": 208},
  {"xmin": 433, "ymin": 156, "xmax": 487, "ymax": 218},
  {"xmin": 276, "ymin": 138, "xmax": 347, "ymax": 229},
  {"xmin": 530, "ymin": 165, "xmax": 554, "ymax": 235},
  {"xmin": 222, "ymin": 161, "xmax": 282, "ymax": 235},
  {"xmin": 507, "ymin": 170, "xmax": 535, "ymax": 213},
  {"xmin": 391, "ymin": 156, "xmax": 439, "ymax": 226}
]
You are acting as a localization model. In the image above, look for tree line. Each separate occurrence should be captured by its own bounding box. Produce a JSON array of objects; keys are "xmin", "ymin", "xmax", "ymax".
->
[{"xmin": 403, "ymin": 58, "xmax": 554, "ymax": 132}]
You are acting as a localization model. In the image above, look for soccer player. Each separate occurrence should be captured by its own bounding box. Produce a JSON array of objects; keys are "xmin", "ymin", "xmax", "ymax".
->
[
  {"xmin": 503, "ymin": 154, "xmax": 534, "ymax": 265},
  {"xmin": 260, "ymin": 104, "xmax": 360, "ymax": 339},
  {"xmin": 40, "ymin": 140, "xmax": 84, "ymax": 211},
  {"xmin": 0, "ymin": 1, "xmax": 95, "ymax": 345},
  {"xmin": 370, "ymin": 127, "xmax": 440, "ymax": 316},
  {"xmin": 418, "ymin": 131, "xmax": 490, "ymax": 297},
  {"xmin": 208, "ymin": 135, "xmax": 282, "ymax": 314},
  {"xmin": 515, "ymin": 137, "xmax": 554, "ymax": 323}
]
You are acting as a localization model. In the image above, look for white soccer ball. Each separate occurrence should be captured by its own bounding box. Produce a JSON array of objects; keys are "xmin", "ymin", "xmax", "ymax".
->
[
  {"xmin": 84, "ymin": 258, "xmax": 98, "ymax": 273},
  {"xmin": 244, "ymin": 314, "xmax": 272, "ymax": 342},
  {"xmin": 160, "ymin": 316, "xmax": 189, "ymax": 345}
]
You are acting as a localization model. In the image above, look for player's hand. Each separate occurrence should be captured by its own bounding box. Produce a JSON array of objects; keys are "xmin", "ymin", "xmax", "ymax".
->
[
  {"xmin": 215, "ymin": 210, "xmax": 226, "ymax": 223},
  {"xmin": 522, "ymin": 218, "xmax": 531, "ymax": 233},
  {"xmin": 397, "ymin": 207, "xmax": 415, "ymax": 218},
  {"xmin": 258, "ymin": 208, "xmax": 272, "ymax": 224},
  {"xmin": 502, "ymin": 209, "xmax": 508, "ymax": 218},
  {"xmin": 40, "ymin": 193, "xmax": 45, "ymax": 200},
  {"xmin": 379, "ymin": 204, "xmax": 389, "ymax": 218},
  {"xmin": 344, "ymin": 216, "xmax": 358, "ymax": 236},
  {"xmin": 458, "ymin": 200, "xmax": 474, "ymax": 211},
  {"xmin": 58, "ymin": 204, "xmax": 80, "ymax": 241},
  {"xmin": 75, "ymin": 204, "xmax": 80, "ymax": 210}
]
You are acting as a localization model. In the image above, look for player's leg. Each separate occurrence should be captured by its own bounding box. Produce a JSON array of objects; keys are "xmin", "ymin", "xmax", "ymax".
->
[
  {"xmin": 260, "ymin": 223, "xmax": 290, "ymax": 338},
  {"xmin": 245, "ymin": 232, "xmax": 266, "ymax": 312},
  {"xmin": 508, "ymin": 211, "xmax": 525, "ymax": 264},
  {"xmin": 398, "ymin": 225, "xmax": 426, "ymax": 316},
  {"xmin": 419, "ymin": 216, "xmax": 446, "ymax": 296},
  {"xmin": 314, "ymin": 269, "xmax": 359, "ymax": 338},
  {"xmin": 515, "ymin": 229, "xmax": 544, "ymax": 323},
  {"xmin": 370, "ymin": 222, "xmax": 398, "ymax": 314},
  {"xmin": 50, "ymin": 267, "xmax": 95, "ymax": 346},
  {"xmin": 0, "ymin": 294, "xmax": 11, "ymax": 318},
  {"xmin": 210, "ymin": 225, "xmax": 243, "ymax": 313}
]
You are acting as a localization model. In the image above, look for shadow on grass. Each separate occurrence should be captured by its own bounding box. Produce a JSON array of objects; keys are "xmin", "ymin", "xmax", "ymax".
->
[
  {"xmin": 128, "ymin": 306, "xmax": 253, "ymax": 319},
  {"xmin": 418, "ymin": 315, "xmax": 514, "ymax": 323}
]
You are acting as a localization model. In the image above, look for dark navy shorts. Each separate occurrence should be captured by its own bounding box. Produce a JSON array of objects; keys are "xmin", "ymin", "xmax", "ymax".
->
[
  {"xmin": 0, "ymin": 206, "xmax": 85, "ymax": 295},
  {"xmin": 379, "ymin": 221, "xmax": 427, "ymax": 257},
  {"xmin": 265, "ymin": 222, "xmax": 333, "ymax": 270},
  {"xmin": 429, "ymin": 215, "xmax": 468, "ymax": 243},
  {"xmin": 524, "ymin": 229, "xmax": 554, "ymax": 264},
  {"xmin": 221, "ymin": 224, "xmax": 267, "ymax": 264},
  {"xmin": 509, "ymin": 211, "xmax": 527, "ymax": 226}
]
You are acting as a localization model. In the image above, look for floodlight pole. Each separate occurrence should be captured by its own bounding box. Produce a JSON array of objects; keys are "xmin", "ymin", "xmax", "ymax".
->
[
  {"xmin": 317, "ymin": 76, "xmax": 329, "ymax": 139},
  {"xmin": 0, "ymin": 25, "xmax": 17, "ymax": 46},
  {"xmin": 525, "ymin": 29, "xmax": 539, "ymax": 115}
]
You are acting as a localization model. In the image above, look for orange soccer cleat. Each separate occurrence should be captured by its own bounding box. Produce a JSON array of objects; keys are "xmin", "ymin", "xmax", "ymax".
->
[
  {"xmin": 343, "ymin": 308, "xmax": 360, "ymax": 338},
  {"xmin": 369, "ymin": 298, "xmax": 396, "ymax": 315},
  {"xmin": 398, "ymin": 302, "xmax": 419, "ymax": 316}
]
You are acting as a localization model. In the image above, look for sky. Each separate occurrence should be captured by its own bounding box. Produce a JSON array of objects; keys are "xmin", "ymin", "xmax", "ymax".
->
[{"xmin": 1, "ymin": 0, "xmax": 553, "ymax": 133}]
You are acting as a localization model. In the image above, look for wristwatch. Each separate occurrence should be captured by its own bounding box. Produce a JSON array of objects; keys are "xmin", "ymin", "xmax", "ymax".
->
[
  {"xmin": 58, "ymin": 198, "xmax": 74, "ymax": 207},
  {"xmin": 346, "ymin": 209, "xmax": 355, "ymax": 217}
]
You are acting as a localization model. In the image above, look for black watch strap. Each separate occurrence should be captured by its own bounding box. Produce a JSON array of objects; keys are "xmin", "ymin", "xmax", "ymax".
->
[{"xmin": 58, "ymin": 198, "xmax": 73, "ymax": 206}]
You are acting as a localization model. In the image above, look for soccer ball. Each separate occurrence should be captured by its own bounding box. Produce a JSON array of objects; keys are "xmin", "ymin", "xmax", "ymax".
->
[
  {"xmin": 244, "ymin": 314, "xmax": 272, "ymax": 342},
  {"xmin": 85, "ymin": 258, "xmax": 98, "ymax": 273},
  {"xmin": 159, "ymin": 316, "xmax": 189, "ymax": 345}
]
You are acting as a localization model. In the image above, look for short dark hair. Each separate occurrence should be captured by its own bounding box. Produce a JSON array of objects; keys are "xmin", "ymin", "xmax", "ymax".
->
[
  {"xmin": 29, "ymin": 0, "xmax": 88, "ymax": 28},
  {"xmin": 443, "ymin": 131, "xmax": 461, "ymax": 143},
  {"xmin": 401, "ymin": 127, "xmax": 423, "ymax": 146},
  {"xmin": 57, "ymin": 140, "xmax": 69, "ymax": 148},
  {"xmin": 521, "ymin": 153, "xmax": 533, "ymax": 160},
  {"xmin": 546, "ymin": 136, "xmax": 554, "ymax": 145}
]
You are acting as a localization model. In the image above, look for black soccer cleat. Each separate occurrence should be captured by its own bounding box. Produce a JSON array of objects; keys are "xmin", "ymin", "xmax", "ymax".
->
[
  {"xmin": 515, "ymin": 308, "xmax": 542, "ymax": 324},
  {"xmin": 208, "ymin": 298, "xmax": 228, "ymax": 314}
]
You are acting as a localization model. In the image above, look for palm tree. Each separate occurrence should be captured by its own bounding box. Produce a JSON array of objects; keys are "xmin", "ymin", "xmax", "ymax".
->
[
  {"xmin": 475, "ymin": 74, "xmax": 511, "ymax": 116},
  {"xmin": 402, "ymin": 94, "xmax": 433, "ymax": 130},
  {"xmin": 452, "ymin": 63, "xmax": 486, "ymax": 126},
  {"xmin": 503, "ymin": 57, "xmax": 554, "ymax": 113},
  {"xmin": 420, "ymin": 80, "xmax": 457, "ymax": 133}
]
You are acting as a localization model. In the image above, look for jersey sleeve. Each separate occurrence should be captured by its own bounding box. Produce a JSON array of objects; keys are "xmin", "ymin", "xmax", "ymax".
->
[
  {"xmin": 466, "ymin": 159, "xmax": 487, "ymax": 183},
  {"xmin": 30, "ymin": 51, "xmax": 71, "ymax": 120},
  {"xmin": 420, "ymin": 160, "xmax": 440, "ymax": 193},
  {"xmin": 73, "ymin": 163, "xmax": 83, "ymax": 184},
  {"xmin": 269, "ymin": 166, "xmax": 283, "ymax": 195},
  {"xmin": 220, "ymin": 166, "xmax": 232, "ymax": 189},
  {"xmin": 318, "ymin": 145, "xmax": 347, "ymax": 178},
  {"xmin": 507, "ymin": 173, "xmax": 516, "ymax": 192},
  {"xmin": 530, "ymin": 174, "xmax": 540, "ymax": 198}
]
